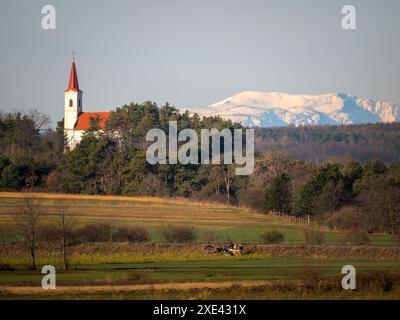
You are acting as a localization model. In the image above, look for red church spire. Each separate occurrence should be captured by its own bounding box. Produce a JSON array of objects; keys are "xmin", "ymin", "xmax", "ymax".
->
[{"xmin": 65, "ymin": 61, "xmax": 80, "ymax": 92}]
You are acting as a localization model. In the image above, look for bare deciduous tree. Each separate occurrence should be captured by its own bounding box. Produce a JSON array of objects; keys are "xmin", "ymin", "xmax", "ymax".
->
[
  {"xmin": 357, "ymin": 179, "xmax": 400, "ymax": 234},
  {"xmin": 27, "ymin": 109, "xmax": 50, "ymax": 130},
  {"xmin": 223, "ymin": 165, "xmax": 236, "ymax": 205},
  {"xmin": 14, "ymin": 195, "xmax": 42, "ymax": 270},
  {"xmin": 55, "ymin": 205, "xmax": 75, "ymax": 270}
]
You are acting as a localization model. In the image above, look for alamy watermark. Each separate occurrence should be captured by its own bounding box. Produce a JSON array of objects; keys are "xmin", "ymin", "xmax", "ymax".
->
[
  {"xmin": 41, "ymin": 265, "xmax": 56, "ymax": 289},
  {"xmin": 146, "ymin": 121, "xmax": 254, "ymax": 175},
  {"xmin": 341, "ymin": 265, "xmax": 356, "ymax": 290},
  {"xmin": 41, "ymin": 5, "xmax": 56, "ymax": 30},
  {"xmin": 341, "ymin": 5, "xmax": 356, "ymax": 30}
]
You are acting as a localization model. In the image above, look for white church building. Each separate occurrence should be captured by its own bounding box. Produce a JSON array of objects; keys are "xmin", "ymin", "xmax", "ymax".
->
[{"xmin": 64, "ymin": 60, "xmax": 110, "ymax": 150}]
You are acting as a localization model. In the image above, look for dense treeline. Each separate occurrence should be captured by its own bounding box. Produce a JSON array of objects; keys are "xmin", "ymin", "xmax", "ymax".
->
[
  {"xmin": 0, "ymin": 111, "xmax": 63, "ymax": 190},
  {"xmin": 58, "ymin": 102, "xmax": 244, "ymax": 201},
  {"xmin": 255, "ymin": 123, "xmax": 400, "ymax": 163},
  {"xmin": 0, "ymin": 105, "xmax": 399, "ymax": 234},
  {"xmin": 250, "ymin": 155, "xmax": 400, "ymax": 234}
]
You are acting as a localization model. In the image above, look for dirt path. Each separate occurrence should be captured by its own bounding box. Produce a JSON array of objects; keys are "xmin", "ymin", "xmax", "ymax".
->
[{"xmin": 0, "ymin": 280, "xmax": 299, "ymax": 295}]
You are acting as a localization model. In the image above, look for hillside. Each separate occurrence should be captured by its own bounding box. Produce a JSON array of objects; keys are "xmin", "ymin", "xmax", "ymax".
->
[{"xmin": 0, "ymin": 192, "xmax": 395, "ymax": 245}]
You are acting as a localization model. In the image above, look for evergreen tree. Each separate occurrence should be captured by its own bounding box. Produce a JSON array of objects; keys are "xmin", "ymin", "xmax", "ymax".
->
[
  {"xmin": 293, "ymin": 164, "xmax": 349, "ymax": 216},
  {"xmin": 58, "ymin": 133, "xmax": 114, "ymax": 193},
  {"xmin": 263, "ymin": 173, "xmax": 291, "ymax": 214}
]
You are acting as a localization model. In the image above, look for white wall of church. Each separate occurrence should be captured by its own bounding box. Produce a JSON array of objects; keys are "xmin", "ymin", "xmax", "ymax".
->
[
  {"xmin": 64, "ymin": 90, "xmax": 82, "ymax": 130},
  {"xmin": 64, "ymin": 88, "xmax": 83, "ymax": 150},
  {"xmin": 65, "ymin": 129, "xmax": 84, "ymax": 150}
]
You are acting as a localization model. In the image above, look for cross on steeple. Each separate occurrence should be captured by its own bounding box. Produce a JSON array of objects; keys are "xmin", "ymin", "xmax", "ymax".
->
[{"xmin": 72, "ymin": 50, "xmax": 76, "ymax": 61}]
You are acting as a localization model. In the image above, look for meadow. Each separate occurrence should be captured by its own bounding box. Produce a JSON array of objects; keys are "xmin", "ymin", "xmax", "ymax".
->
[
  {"xmin": 1, "ymin": 258, "xmax": 400, "ymax": 299},
  {"xmin": 0, "ymin": 192, "xmax": 399, "ymax": 300},
  {"xmin": 0, "ymin": 192, "xmax": 396, "ymax": 245}
]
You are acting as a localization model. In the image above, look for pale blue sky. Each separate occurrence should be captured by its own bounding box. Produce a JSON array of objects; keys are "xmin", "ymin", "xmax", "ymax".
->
[{"xmin": 0, "ymin": 0, "xmax": 399, "ymax": 125}]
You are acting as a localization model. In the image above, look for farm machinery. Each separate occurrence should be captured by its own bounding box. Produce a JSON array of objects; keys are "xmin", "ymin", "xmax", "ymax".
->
[{"xmin": 204, "ymin": 242, "xmax": 244, "ymax": 256}]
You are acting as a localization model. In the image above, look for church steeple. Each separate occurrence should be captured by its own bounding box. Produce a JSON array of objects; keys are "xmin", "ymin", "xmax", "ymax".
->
[
  {"xmin": 63, "ymin": 56, "xmax": 110, "ymax": 150},
  {"xmin": 64, "ymin": 59, "xmax": 83, "ymax": 132},
  {"xmin": 66, "ymin": 61, "xmax": 80, "ymax": 92}
]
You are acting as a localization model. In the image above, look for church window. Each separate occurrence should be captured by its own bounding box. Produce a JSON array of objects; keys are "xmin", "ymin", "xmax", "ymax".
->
[{"xmin": 69, "ymin": 99, "xmax": 73, "ymax": 107}]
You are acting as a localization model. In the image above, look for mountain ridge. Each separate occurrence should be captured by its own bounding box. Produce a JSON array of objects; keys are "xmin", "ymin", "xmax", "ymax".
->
[{"xmin": 188, "ymin": 91, "xmax": 400, "ymax": 127}]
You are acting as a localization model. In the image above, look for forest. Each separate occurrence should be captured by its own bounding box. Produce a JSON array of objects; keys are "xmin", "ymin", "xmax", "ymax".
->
[
  {"xmin": 254, "ymin": 123, "xmax": 400, "ymax": 163},
  {"xmin": 0, "ymin": 103, "xmax": 399, "ymax": 235}
]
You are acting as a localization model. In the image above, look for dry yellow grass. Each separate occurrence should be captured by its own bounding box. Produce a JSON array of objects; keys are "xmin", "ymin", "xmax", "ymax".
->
[
  {"xmin": 0, "ymin": 280, "xmax": 297, "ymax": 295},
  {"xmin": 0, "ymin": 192, "xmax": 276, "ymax": 228},
  {"xmin": 1, "ymin": 192, "xmax": 396, "ymax": 246},
  {"xmin": 0, "ymin": 192, "xmax": 228, "ymax": 208}
]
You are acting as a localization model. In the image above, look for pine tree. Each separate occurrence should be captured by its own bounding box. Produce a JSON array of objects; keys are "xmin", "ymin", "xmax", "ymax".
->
[{"xmin": 263, "ymin": 173, "xmax": 291, "ymax": 214}]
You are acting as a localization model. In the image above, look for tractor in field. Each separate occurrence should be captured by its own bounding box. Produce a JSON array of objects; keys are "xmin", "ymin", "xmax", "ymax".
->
[{"xmin": 204, "ymin": 242, "xmax": 244, "ymax": 256}]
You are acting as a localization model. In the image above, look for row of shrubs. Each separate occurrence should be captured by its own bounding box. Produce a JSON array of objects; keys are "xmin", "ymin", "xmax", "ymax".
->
[
  {"xmin": 36, "ymin": 223, "xmax": 196, "ymax": 244},
  {"xmin": 2, "ymin": 223, "xmax": 371, "ymax": 245},
  {"xmin": 36, "ymin": 223, "xmax": 149, "ymax": 243},
  {"xmin": 39, "ymin": 225, "xmax": 370, "ymax": 245},
  {"xmin": 260, "ymin": 229, "xmax": 371, "ymax": 245}
]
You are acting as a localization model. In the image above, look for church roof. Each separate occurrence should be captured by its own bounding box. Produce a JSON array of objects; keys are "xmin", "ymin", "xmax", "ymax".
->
[
  {"xmin": 65, "ymin": 61, "xmax": 81, "ymax": 92},
  {"xmin": 74, "ymin": 112, "xmax": 111, "ymax": 130}
]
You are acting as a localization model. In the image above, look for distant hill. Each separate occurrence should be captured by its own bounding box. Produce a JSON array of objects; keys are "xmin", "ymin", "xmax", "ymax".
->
[{"xmin": 189, "ymin": 91, "xmax": 400, "ymax": 127}]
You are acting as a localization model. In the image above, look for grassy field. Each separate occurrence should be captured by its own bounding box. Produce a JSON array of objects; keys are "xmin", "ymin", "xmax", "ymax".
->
[
  {"xmin": 1, "ymin": 258, "xmax": 400, "ymax": 299},
  {"xmin": 0, "ymin": 192, "xmax": 396, "ymax": 245},
  {"xmin": 0, "ymin": 192, "xmax": 399, "ymax": 300}
]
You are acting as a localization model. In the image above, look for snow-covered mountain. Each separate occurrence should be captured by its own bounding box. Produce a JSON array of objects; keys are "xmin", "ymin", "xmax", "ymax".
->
[{"xmin": 188, "ymin": 91, "xmax": 400, "ymax": 127}]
